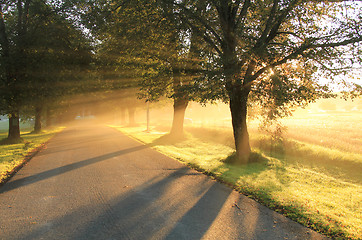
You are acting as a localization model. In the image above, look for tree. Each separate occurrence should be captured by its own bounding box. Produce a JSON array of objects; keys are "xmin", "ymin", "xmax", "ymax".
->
[
  {"xmin": 160, "ymin": 0, "xmax": 362, "ymax": 163},
  {"xmin": 82, "ymin": 0, "xmax": 206, "ymax": 136},
  {"xmin": 0, "ymin": 0, "xmax": 32, "ymax": 142},
  {"xmin": 26, "ymin": 2, "xmax": 93, "ymax": 133},
  {"xmin": 0, "ymin": 0, "xmax": 93, "ymax": 137}
]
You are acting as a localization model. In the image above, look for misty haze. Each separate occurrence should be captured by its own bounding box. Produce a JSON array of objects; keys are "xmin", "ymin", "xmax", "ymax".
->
[{"xmin": 0, "ymin": 1, "xmax": 361, "ymax": 240}]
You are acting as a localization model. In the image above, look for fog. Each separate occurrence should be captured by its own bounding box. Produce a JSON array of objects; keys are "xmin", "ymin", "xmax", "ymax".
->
[{"xmin": 49, "ymin": 90, "xmax": 361, "ymax": 132}]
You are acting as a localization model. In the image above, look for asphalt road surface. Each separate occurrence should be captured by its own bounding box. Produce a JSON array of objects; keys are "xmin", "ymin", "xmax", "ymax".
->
[{"xmin": 0, "ymin": 121, "xmax": 329, "ymax": 240}]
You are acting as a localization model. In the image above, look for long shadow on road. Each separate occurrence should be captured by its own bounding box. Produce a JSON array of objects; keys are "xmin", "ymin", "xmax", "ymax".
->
[
  {"xmin": 10, "ymin": 165, "xmax": 325, "ymax": 240},
  {"xmin": 0, "ymin": 126, "xmax": 330, "ymax": 240},
  {"xmin": 18, "ymin": 167, "xmax": 231, "ymax": 240},
  {"xmin": 0, "ymin": 145, "xmax": 149, "ymax": 194}
]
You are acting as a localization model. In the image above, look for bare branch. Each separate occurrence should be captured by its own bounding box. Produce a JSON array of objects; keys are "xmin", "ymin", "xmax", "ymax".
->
[
  {"xmin": 252, "ymin": 35, "xmax": 362, "ymax": 82},
  {"xmin": 182, "ymin": 16, "xmax": 222, "ymax": 55},
  {"xmin": 235, "ymin": 0, "xmax": 250, "ymax": 28},
  {"xmin": 265, "ymin": 0, "xmax": 300, "ymax": 44},
  {"xmin": 275, "ymin": 31, "xmax": 303, "ymax": 40},
  {"xmin": 172, "ymin": 1, "xmax": 223, "ymax": 45},
  {"xmin": 24, "ymin": 0, "xmax": 31, "ymax": 26},
  {"xmin": 312, "ymin": 36, "xmax": 362, "ymax": 49},
  {"xmin": 231, "ymin": 0, "xmax": 241, "ymax": 21},
  {"xmin": 259, "ymin": 0, "xmax": 279, "ymax": 44}
]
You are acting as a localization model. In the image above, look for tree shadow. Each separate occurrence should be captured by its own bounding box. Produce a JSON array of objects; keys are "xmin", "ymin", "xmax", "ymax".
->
[
  {"xmin": 0, "ymin": 131, "xmax": 55, "ymax": 145},
  {"xmin": 164, "ymin": 183, "xmax": 232, "ymax": 239},
  {"xmin": 0, "ymin": 137, "xmax": 24, "ymax": 145},
  {"xmin": 38, "ymin": 135, "xmax": 120, "ymax": 156},
  {"xmin": 208, "ymin": 151, "xmax": 291, "ymax": 197},
  {"xmin": 11, "ymin": 166, "xmax": 328, "ymax": 240},
  {"xmin": 224, "ymin": 151, "xmax": 269, "ymax": 165},
  {"xmin": 0, "ymin": 145, "xmax": 150, "ymax": 194},
  {"xmin": 1, "ymin": 126, "xmax": 330, "ymax": 239},
  {"xmin": 17, "ymin": 168, "xmax": 232, "ymax": 240}
]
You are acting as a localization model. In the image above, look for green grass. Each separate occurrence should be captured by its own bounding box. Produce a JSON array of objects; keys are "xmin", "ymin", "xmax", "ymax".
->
[
  {"xmin": 111, "ymin": 125, "xmax": 362, "ymax": 240},
  {"xmin": 0, "ymin": 127, "xmax": 65, "ymax": 183}
]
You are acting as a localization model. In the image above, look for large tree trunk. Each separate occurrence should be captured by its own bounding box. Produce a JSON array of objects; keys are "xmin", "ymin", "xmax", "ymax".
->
[
  {"xmin": 169, "ymin": 64, "xmax": 189, "ymax": 137},
  {"xmin": 33, "ymin": 105, "xmax": 43, "ymax": 133},
  {"xmin": 170, "ymin": 97, "xmax": 188, "ymax": 137},
  {"xmin": 8, "ymin": 111, "xmax": 21, "ymax": 142},
  {"xmin": 222, "ymin": 36, "xmax": 252, "ymax": 163},
  {"xmin": 216, "ymin": 2, "xmax": 254, "ymax": 163},
  {"xmin": 229, "ymin": 88, "xmax": 251, "ymax": 164}
]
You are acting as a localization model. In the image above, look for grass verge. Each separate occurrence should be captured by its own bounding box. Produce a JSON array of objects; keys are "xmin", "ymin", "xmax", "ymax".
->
[
  {"xmin": 111, "ymin": 125, "xmax": 362, "ymax": 240},
  {"xmin": 0, "ymin": 127, "xmax": 65, "ymax": 184}
]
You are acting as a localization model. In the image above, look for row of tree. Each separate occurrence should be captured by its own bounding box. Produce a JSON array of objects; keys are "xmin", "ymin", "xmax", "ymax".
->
[
  {"xmin": 81, "ymin": 0, "xmax": 361, "ymax": 163},
  {"xmin": 0, "ymin": 0, "xmax": 93, "ymax": 142},
  {"xmin": 0, "ymin": 0, "xmax": 145, "ymax": 144},
  {"xmin": 1, "ymin": 1, "xmax": 361, "ymax": 164}
]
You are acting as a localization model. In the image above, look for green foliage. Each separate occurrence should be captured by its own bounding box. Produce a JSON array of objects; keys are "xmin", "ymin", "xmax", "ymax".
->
[
  {"xmin": 83, "ymin": 0, "xmax": 208, "ymax": 104},
  {"xmin": 0, "ymin": 0, "xmax": 94, "ymax": 133},
  {"xmin": 172, "ymin": 0, "xmax": 362, "ymax": 102},
  {"xmin": 152, "ymin": 0, "xmax": 362, "ymax": 159},
  {"xmin": 252, "ymin": 68, "xmax": 335, "ymax": 121},
  {"xmin": 25, "ymin": 1, "xmax": 93, "ymax": 104}
]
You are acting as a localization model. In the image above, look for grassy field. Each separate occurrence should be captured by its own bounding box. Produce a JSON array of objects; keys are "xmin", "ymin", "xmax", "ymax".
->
[
  {"xmin": 110, "ymin": 107, "xmax": 362, "ymax": 239},
  {"xmin": 0, "ymin": 127, "xmax": 65, "ymax": 183}
]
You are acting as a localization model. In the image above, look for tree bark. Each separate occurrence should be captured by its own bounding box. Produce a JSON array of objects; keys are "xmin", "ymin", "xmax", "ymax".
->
[
  {"xmin": 8, "ymin": 111, "xmax": 21, "ymax": 142},
  {"xmin": 169, "ymin": 64, "xmax": 189, "ymax": 137},
  {"xmin": 170, "ymin": 97, "xmax": 188, "ymax": 137},
  {"xmin": 229, "ymin": 88, "xmax": 251, "ymax": 164},
  {"xmin": 221, "ymin": 21, "xmax": 252, "ymax": 163},
  {"xmin": 33, "ymin": 105, "xmax": 42, "ymax": 133}
]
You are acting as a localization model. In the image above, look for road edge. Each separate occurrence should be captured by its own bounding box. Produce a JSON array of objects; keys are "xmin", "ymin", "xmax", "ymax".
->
[{"xmin": 0, "ymin": 129, "xmax": 65, "ymax": 187}]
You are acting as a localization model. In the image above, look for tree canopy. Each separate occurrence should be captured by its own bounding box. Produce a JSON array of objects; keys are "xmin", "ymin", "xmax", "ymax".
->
[
  {"xmin": 153, "ymin": 0, "xmax": 362, "ymax": 162},
  {"xmin": 70, "ymin": 0, "xmax": 362, "ymax": 162},
  {"xmin": 0, "ymin": 0, "xmax": 360, "ymax": 162},
  {"xmin": 0, "ymin": 0, "xmax": 93, "ymax": 139}
]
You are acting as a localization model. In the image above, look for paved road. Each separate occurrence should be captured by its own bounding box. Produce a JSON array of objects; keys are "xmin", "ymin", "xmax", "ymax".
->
[{"xmin": 0, "ymin": 121, "xmax": 329, "ymax": 240}]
